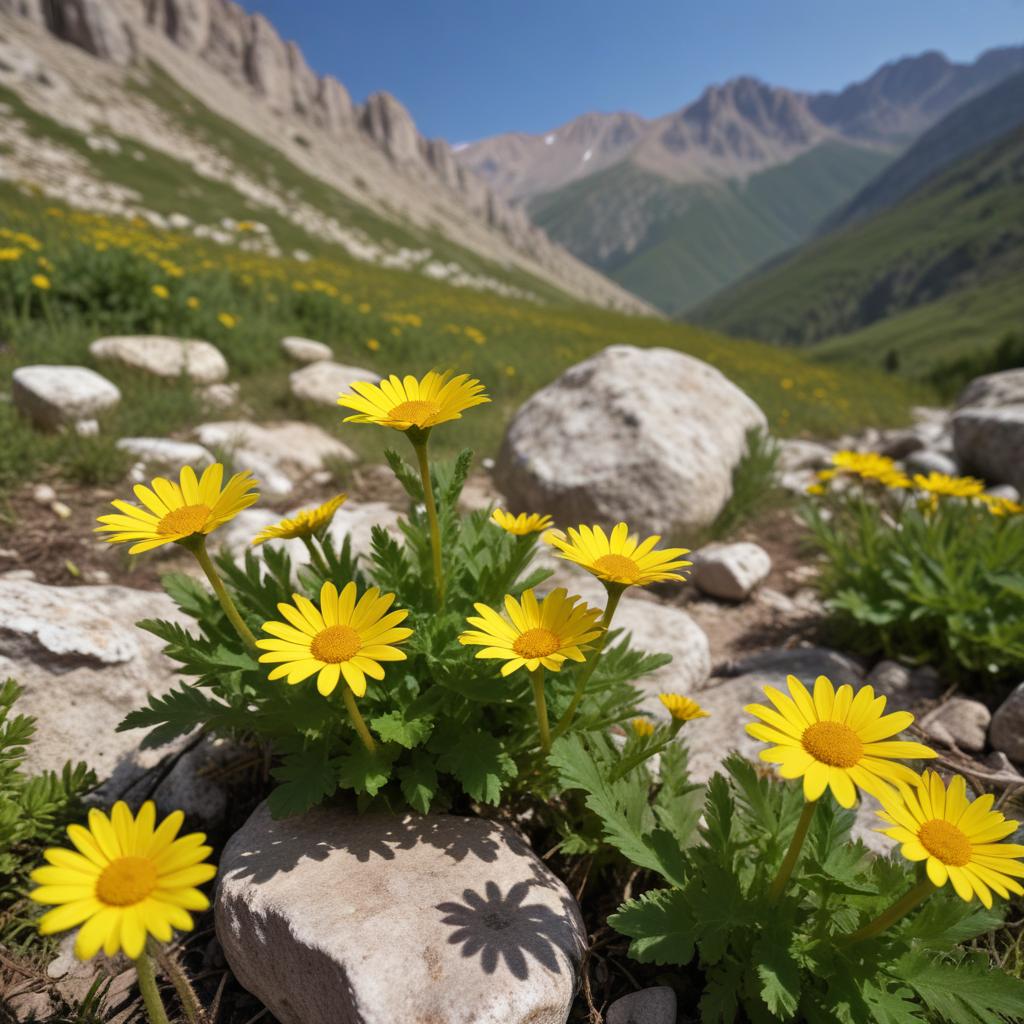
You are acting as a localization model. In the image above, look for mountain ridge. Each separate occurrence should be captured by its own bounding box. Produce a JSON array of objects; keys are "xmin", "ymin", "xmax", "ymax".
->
[{"xmin": 0, "ymin": 0, "xmax": 651, "ymax": 312}]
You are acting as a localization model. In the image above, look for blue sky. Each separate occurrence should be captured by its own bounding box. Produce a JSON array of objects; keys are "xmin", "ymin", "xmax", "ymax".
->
[{"xmin": 239, "ymin": 1, "xmax": 1023, "ymax": 142}]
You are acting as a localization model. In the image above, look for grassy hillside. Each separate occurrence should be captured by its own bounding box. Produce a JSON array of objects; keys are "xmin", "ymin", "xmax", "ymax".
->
[
  {"xmin": 822, "ymin": 68, "xmax": 1024, "ymax": 233},
  {"xmin": 528, "ymin": 141, "xmax": 894, "ymax": 314},
  {"xmin": 0, "ymin": 184, "xmax": 928, "ymax": 497},
  {"xmin": 691, "ymin": 123, "xmax": 1024, "ymax": 374}
]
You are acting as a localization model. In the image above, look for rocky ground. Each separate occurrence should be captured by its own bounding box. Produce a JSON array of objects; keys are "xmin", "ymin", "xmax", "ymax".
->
[{"xmin": 2, "ymin": 342, "xmax": 1023, "ymax": 1023}]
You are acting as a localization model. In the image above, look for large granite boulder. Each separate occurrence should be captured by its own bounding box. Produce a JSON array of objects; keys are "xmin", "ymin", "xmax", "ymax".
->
[
  {"xmin": 990, "ymin": 682, "xmax": 1024, "ymax": 764},
  {"xmin": 89, "ymin": 335, "xmax": 229, "ymax": 384},
  {"xmin": 216, "ymin": 803, "xmax": 586, "ymax": 1024},
  {"xmin": 956, "ymin": 368, "xmax": 1024, "ymax": 410},
  {"xmin": 494, "ymin": 345, "xmax": 767, "ymax": 534},
  {"xmin": 952, "ymin": 404, "xmax": 1024, "ymax": 490},
  {"xmin": 281, "ymin": 335, "xmax": 333, "ymax": 363},
  {"xmin": 12, "ymin": 364, "xmax": 120, "ymax": 429}
]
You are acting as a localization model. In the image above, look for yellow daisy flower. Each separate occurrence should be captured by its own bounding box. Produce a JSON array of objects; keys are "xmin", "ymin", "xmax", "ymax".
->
[
  {"xmin": 251, "ymin": 494, "xmax": 347, "ymax": 545},
  {"xmin": 256, "ymin": 580, "xmax": 412, "ymax": 697},
  {"xmin": 96, "ymin": 464, "xmax": 259, "ymax": 555},
  {"xmin": 30, "ymin": 801, "xmax": 215, "ymax": 960},
  {"xmin": 490, "ymin": 508, "xmax": 553, "ymax": 536},
  {"xmin": 31, "ymin": 273, "xmax": 51, "ymax": 290},
  {"xmin": 459, "ymin": 587, "xmax": 604, "ymax": 677},
  {"xmin": 338, "ymin": 370, "xmax": 489, "ymax": 432},
  {"xmin": 877, "ymin": 771, "xmax": 1024, "ymax": 907},
  {"xmin": 745, "ymin": 675, "xmax": 936, "ymax": 808},
  {"xmin": 913, "ymin": 471, "xmax": 985, "ymax": 500},
  {"xmin": 217, "ymin": 312, "xmax": 238, "ymax": 329},
  {"xmin": 659, "ymin": 693, "xmax": 709, "ymax": 722},
  {"xmin": 832, "ymin": 450, "xmax": 900, "ymax": 482},
  {"xmin": 151, "ymin": 283, "xmax": 169, "ymax": 299},
  {"xmin": 630, "ymin": 718, "xmax": 655, "ymax": 737},
  {"xmin": 980, "ymin": 493, "xmax": 1023, "ymax": 517},
  {"xmin": 546, "ymin": 522, "xmax": 691, "ymax": 588}
]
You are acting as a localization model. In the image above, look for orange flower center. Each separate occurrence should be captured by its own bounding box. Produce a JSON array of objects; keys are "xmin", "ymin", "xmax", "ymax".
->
[
  {"xmin": 310, "ymin": 624, "xmax": 362, "ymax": 663},
  {"xmin": 592, "ymin": 553, "xmax": 640, "ymax": 583},
  {"xmin": 389, "ymin": 399, "xmax": 440, "ymax": 427},
  {"xmin": 801, "ymin": 720, "xmax": 863, "ymax": 768},
  {"xmin": 96, "ymin": 856, "xmax": 158, "ymax": 906},
  {"xmin": 918, "ymin": 819, "xmax": 972, "ymax": 866},
  {"xmin": 513, "ymin": 627, "xmax": 561, "ymax": 659},
  {"xmin": 157, "ymin": 503, "xmax": 211, "ymax": 536}
]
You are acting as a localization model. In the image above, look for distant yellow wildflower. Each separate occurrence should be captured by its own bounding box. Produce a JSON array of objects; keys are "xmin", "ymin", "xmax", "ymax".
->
[
  {"xmin": 339, "ymin": 371, "xmax": 489, "ymax": 432},
  {"xmin": 251, "ymin": 494, "xmax": 347, "ymax": 545},
  {"xmin": 217, "ymin": 312, "xmax": 238, "ymax": 329},
  {"xmin": 31, "ymin": 273, "xmax": 51, "ymax": 290},
  {"xmin": 490, "ymin": 508, "xmax": 553, "ymax": 536},
  {"xmin": 546, "ymin": 523, "xmax": 691, "ymax": 588},
  {"xmin": 659, "ymin": 693, "xmax": 709, "ymax": 722},
  {"xmin": 186, "ymin": 296, "xmax": 201, "ymax": 310},
  {"xmin": 151, "ymin": 283, "xmax": 169, "ymax": 299},
  {"xmin": 913, "ymin": 471, "xmax": 985, "ymax": 501}
]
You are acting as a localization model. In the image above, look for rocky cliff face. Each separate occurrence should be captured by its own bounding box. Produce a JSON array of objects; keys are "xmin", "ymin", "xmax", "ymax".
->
[{"xmin": 0, "ymin": 0, "xmax": 650, "ymax": 312}]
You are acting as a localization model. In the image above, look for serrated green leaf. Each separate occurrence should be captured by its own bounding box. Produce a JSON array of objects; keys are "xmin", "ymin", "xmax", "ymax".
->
[
  {"xmin": 753, "ymin": 924, "xmax": 801, "ymax": 1018},
  {"xmin": 701, "ymin": 958, "xmax": 743, "ymax": 1024},
  {"xmin": 267, "ymin": 745, "xmax": 339, "ymax": 817},
  {"xmin": 608, "ymin": 888, "xmax": 695, "ymax": 966},
  {"xmin": 369, "ymin": 709, "xmax": 435, "ymax": 749},
  {"xmin": 691, "ymin": 863, "xmax": 750, "ymax": 965},
  {"xmin": 397, "ymin": 756, "xmax": 438, "ymax": 814},
  {"xmin": 435, "ymin": 729, "xmax": 517, "ymax": 805},
  {"xmin": 898, "ymin": 950, "xmax": 1024, "ymax": 1024},
  {"xmin": 337, "ymin": 745, "xmax": 398, "ymax": 798}
]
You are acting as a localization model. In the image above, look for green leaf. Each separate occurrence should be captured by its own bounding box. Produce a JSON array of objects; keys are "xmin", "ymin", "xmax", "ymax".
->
[
  {"xmin": 690, "ymin": 863, "xmax": 750, "ymax": 965},
  {"xmin": 397, "ymin": 756, "xmax": 439, "ymax": 814},
  {"xmin": 434, "ymin": 729, "xmax": 517, "ymax": 805},
  {"xmin": 898, "ymin": 950, "xmax": 1024, "ymax": 1024},
  {"xmin": 267, "ymin": 744, "xmax": 339, "ymax": 817},
  {"xmin": 117, "ymin": 684, "xmax": 233, "ymax": 748},
  {"xmin": 369, "ymin": 709, "xmax": 435, "ymax": 749},
  {"xmin": 337, "ymin": 744, "xmax": 398, "ymax": 798},
  {"xmin": 900, "ymin": 894, "xmax": 1004, "ymax": 948},
  {"xmin": 701, "ymin": 959, "xmax": 743, "ymax": 1024},
  {"xmin": 752, "ymin": 924, "xmax": 801, "ymax": 1019},
  {"xmin": 608, "ymin": 888, "xmax": 696, "ymax": 966},
  {"xmin": 384, "ymin": 448, "xmax": 423, "ymax": 501}
]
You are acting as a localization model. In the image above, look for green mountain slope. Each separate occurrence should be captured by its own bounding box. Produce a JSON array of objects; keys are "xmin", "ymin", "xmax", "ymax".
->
[
  {"xmin": 822, "ymin": 68, "xmax": 1024, "ymax": 232},
  {"xmin": 529, "ymin": 141, "xmax": 894, "ymax": 314},
  {"xmin": 691, "ymin": 123, "xmax": 1024, "ymax": 370}
]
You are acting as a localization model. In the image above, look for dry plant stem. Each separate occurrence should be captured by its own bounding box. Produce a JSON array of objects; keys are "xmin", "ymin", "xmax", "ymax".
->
[
  {"xmin": 839, "ymin": 877, "xmax": 936, "ymax": 945},
  {"xmin": 411, "ymin": 438, "xmax": 444, "ymax": 606},
  {"xmin": 190, "ymin": 539, "xmax": 259, "ymax": 653},
  {"xmin": 551, "ymin": 584, "xmax": 625, "ymax": 739},
  {"xmin": 768, "ymin": 799, "xmax": 818, "ymax": 900},
  {"xmin": 156, "ymin": 945, "xmax": 204, "ymax": 1024},
  {"xmin": 530, "ymin": 666, "xmax": 551, "ymax": 752},
  {"xmin": 134, "ymin": 947, "xmax": 171, "ymax": 1024},
  {"xmin": 342, "ymin": 687, "xmax": 377, "ymax": 753}
]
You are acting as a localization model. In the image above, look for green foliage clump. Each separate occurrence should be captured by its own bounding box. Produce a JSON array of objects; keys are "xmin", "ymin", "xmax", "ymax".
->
[
  {"xmin": 804, "ymin": 486, "xmax": 1024, "ymax": 689},
  {"xmin": 0, "ymin": 679, "xmax": 96, "ymax": 905},
  {"xmin": 703, "ymin": 427, "xmax": 783, "ymax": 542},
  {"xmin": 590, "ymin": 754, "xmax": 1024, "ymax": 1024},
  {"xmin": 117, "ymin": 450, "xmax": 665, "ymax": 817}
]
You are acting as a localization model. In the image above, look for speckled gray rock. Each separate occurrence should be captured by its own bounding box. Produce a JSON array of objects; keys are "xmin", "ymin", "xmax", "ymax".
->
[
  {"xmin": 281, "ymin": 335, "xmax": 333, "ymax": 363},
  {"xmin": 289, "ymin": 360, "xmax": 381, "ymax": 407},
  {"xmin": 494, "ymin": 345, "xmax": 767, "ymax": 534},
  {"xmin": 12, "ymin": 364, "xmax": 121, "ymax": 429},
  {"xmin": 90, "ymin": 335, "xmax": 229, "ymax": 384},
  {"xmin": 956, "ymin": 368, "xmax": 1024, "ymax": 410},
  {"xmin": 921, "ymin": 698, "xmax": 991, "ymax": 753},
  {"xmin": 905, "ymin": 450, "xmax": 959, "ymax": 478},
  {"xmin": 865, "ymin": 660, "xmax": 943, "ymax": 710},
  {"xmin": 193, "ymin": 420, "xmax": 356, "ymax": 496},
  {"xmin": 692, "ymin": 541, "xmax": 772, "ymax": 601},
  {"xmin": 0, "ymin": 578, "xmax": 187, "ymax": 784},
  {"xmin": 607, "ymin": 986, "xmax": 677, "ymax": 1024},
  {"xmin": 952, "ymin": 404, "xmax": 1024, "ymax": 489},
  {"xmin": 117, "ymin": 437, "xmax": 215, "ymax": 481},
  {"xmin": 990, "ymin": 683, "xmax": 1024, "ymax": 764},
  {"xmin": 215, "ymin": 803, "xmax": 586, "ymax": 1024}
]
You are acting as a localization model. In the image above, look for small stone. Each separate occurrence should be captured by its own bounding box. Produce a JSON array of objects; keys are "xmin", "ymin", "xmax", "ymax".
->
[
  {"xmin": 290, "ymin": 360, "xmax": 381, "ymax": 407},
  {"xmin": 865, "ymin": 660, "xmax": 943, "ymax": 709},
  {"xmin": 216, "ymin": 803, "xmax": 586, "ymax": 1024},
  {"xmin": 90, "ymin": 335, "xmax": 229, "ymax": 384},
  {"xmin": 281, "ymin": 335, "xmax": 332, "ymax": 363},
  {"xmin": 984, "ymin": 750, "xmax": 1023, "ymax": 779},
  {"xmin": 51, "ymin": 501, "xmax": 72, "ymax": 519},
  {"xmin": 118, "ymin": 437, "xmax": 215, "ymax": 480},
  {"xmin": 691, "ymin": 541, "xmax": 772, "ymax": 601},
  {"xmin": 953, "ymin": 404, "xmax": 1024, "ymax": 490},
  {"xmin": 607, "ymin": 985, "xmax": 677, "ymax": 1024},
  {"xmin": 990, "ymin": 682, "xmax": 1024, "ymax": 764},
  {"xmin": 905, "ymin": 450, "xmax": 959, "ymax": 477},
  {"xmin": 921, "ymin": 698, "xmax": 991, "ymax": 753},
  {"xmin": 74, "ymin": 417, "xmax": 100, "ymax": 437},
  {"xmin": 776, "ymin": 439, "xmax": 832, "ymax": 472},
  {"xmin": 12, "ymin": 364, "xmax": 121, "ymax": 429},
  {"xmin": 200, "ymin": 381, "xmax": 241, "ymax": 410},
  {"xmin": 985, "ymin": 484, "xmax": 1021, "ymax": 502},
  {"xmin": 32, "ymin": 482, "xmax": 57, "ymax": 505},
  {"xmin": 879, "ymin": 430, "xmax": 924, "ymax": 459}
]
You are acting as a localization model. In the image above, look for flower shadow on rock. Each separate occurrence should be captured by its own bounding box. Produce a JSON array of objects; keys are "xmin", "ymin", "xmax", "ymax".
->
[
  {"xmin": 225, "ymin": 806, "xmax": 501, "ymax": 884},
  {"xmin": 436, "ymin": 880, "xmax": 570, "ymax": 981}
]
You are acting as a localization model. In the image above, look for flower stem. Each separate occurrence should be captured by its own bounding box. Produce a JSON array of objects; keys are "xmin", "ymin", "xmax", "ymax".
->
[
  {"xmin": 839, "ymin": 877, "xmax": 936, "ymax": 946},
  {"xmin": 551, "ymin": 584, "xmax": 625, "ymax": 739},
  {"xmin": 531, "ymin": 667, "xmax": 551, "ymax": 753},
  {"xmin": 134, "ymin": 948, "xmax": 170, "ymax": 1024},
  {"xmin": 342, "ymin": 687, "xmax": 377, "ymax": 753},
  {"xmin": 412, "ymin": 439, "xmax": 444, "ymax": 606},
  {"xmin": 768, "ymin": 799, "xmax": 818, "ymax": 900},
  {"xmin": 190, "ymin": 539, "xmax": 259, "ymax": 654}
]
